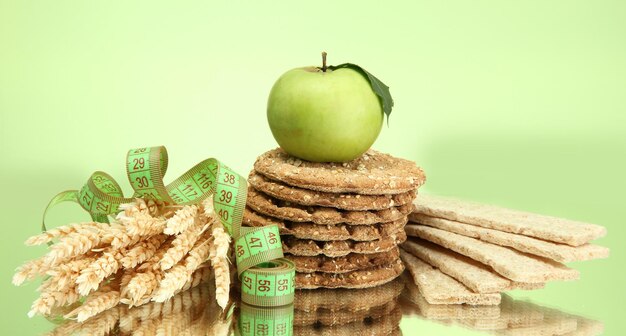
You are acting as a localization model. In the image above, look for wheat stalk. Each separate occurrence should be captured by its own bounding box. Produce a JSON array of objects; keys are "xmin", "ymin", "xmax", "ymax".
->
[
  {"xmin": 17, "ymin": 196, "xmax": 226, "ymax": 323},
  {"xmin": 209, "ymin": 222, "xmax": 231, "ymax": 309}
]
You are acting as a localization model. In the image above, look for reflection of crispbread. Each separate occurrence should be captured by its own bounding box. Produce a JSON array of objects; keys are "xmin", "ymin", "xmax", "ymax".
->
[
  {"xmin": 287, "ymin": 247, "xmax": 400, "ymax": 273},
  {"xmin": 249, "ymin": 172, "xmax": 416, "ymax": 210},
  {"xmin": 247, "ymin": 187, "xmax": 412, "ymax": 225},
  {"xmin": 282, "ymin": 230, "xmax": 407, "ymax": 257},
  {"xmin": 296, "ymin": 259, "xmax": 404, "ymax": 289},
  {"xmin": 294, "ymin": 300, "xmax": 397, "ymax": 326},
  {"xmin": 460, "ymin": 296, "xmax": 545, "ymax": 330},
  {"xmin": 402, "ymin": 270, "xmax": 604, "ymax": 336},
  {"xmin": 401, "ymin": 239, "xmax": 541, "ymax": 293},
  {"xmin": 401, "ymin": 250, "xmax": 501, "ymax": 305},
  {"xmin": 410, "ymin": 213, "xmax": 609, "ymax": 263},
  {"xmin": 406, "ymin": 225, "xmax": 579, "ymax": 283},
  {"xmin": 294, "ymin": 277, "xmax": 404, "ymax": 312},
  {"xmin": 244, "ymin": 208, "xmax": 407, "ymax": 241},
  {"xmin": 293, "ymin": 307, "xmax": 402, "ymax": 336},
  {"xmin": 412, "ymin": 194, "xmax": 606, "ymax": 246},
  {"xmin": 401, "ymin": 273, "xmax": 501, "ymax": 320},
  {"xmin": 254, "ymin": 148, "xmax": 425, "ymax": 194}
]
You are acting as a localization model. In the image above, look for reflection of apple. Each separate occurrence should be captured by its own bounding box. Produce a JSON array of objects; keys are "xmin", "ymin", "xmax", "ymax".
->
[{"xmin": 267, "ymin": 54, "xmax": 383, "ymax": 162}]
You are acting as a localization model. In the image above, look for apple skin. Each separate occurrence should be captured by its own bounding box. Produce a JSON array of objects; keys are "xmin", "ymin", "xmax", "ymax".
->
[{"xmin": 267, "ymin": 66, "xmax": 383, "ymax": 162}]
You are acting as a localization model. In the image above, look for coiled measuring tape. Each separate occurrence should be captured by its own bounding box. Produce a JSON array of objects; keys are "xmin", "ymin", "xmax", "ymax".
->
[
  {"xmin": 237, "ymin": 302, "xmax": 294, "ymax": 336},
  {"xmin": 42, "ymin": 146, "xmax": 295, "ymax": 307}
]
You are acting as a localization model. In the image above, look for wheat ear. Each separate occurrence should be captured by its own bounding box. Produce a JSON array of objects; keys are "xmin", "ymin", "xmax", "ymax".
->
[
  {"xmin": 43, "ymin": 227, "xmax": 103, "ymax": 265},
  {"xmin": 120, "ymin": 234, "xmax": 167, "ymax": 269},
  {"xmin": 76, "ymin": 251, "xmax": 121, "ymax": 296},
  {"xmin": 65, "ymin": 280, "xmax": 121, "ymax": 322},
  {"xmin": 28, "ymin": 286, "xmax": 81, "ymax": 317},
  {"xmin": 40, "ymin": 255, "xmax": 96, "ymax": 292},
  {"xmin": 13, "ymin": 257, "xmax": 49, "ymax": 286},
  {"xmin": 152, "ymin": 235, "xmax": 212, "ymax": 302},
  {"xmin": 164, "ymin": 205, "xmax": 199, "ymax": 235},
  {"xmin": 160, "ymin": 216, "xmax": 209, "ymax": 271},
  {"xmin": 25, "ymin": 222, "xmax": 109, "ymax": 246}
]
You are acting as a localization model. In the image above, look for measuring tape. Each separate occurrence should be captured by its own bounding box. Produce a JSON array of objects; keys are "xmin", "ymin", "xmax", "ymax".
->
[
  {"xmin": 43, "ymin": 146, "xmax": 295, "ymax": 307},
  {"xmin": 237, "ymin": 302, "xmax": 294, "ymax": 336}
]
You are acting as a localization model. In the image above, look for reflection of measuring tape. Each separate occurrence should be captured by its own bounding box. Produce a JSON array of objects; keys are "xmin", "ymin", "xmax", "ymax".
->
[
  {"xmin": 42, "ymin": 146, "xmax": 295, "ymax": 307},
  {"xmin": 237, "ymin": 302, "xmax": 294, "ymax": 336}
]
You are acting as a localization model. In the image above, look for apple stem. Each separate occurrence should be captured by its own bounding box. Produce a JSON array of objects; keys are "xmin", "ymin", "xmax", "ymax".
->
[{"xmin": 321, "ymin": 51, "xmax": 327, "ymax": 72}]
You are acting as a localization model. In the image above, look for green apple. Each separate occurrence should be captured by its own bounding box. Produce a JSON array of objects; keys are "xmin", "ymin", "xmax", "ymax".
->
[{"xmin": 267, "ymin": 55, "xmax": 384, "ymax": 162}]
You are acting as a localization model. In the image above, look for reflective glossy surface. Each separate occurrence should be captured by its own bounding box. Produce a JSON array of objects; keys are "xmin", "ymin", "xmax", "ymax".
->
[{"xmin": 38, "ymin": 275, "xmax": 602, "ymax": 336}]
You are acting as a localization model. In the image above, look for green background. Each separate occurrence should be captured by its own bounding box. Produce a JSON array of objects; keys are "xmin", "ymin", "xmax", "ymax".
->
[{"xmin": 1, "ymin": 0, "xmax": 624, "ymax": 334}]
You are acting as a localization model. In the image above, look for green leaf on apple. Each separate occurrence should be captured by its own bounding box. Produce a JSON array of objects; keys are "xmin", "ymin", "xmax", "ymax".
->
[{"xmin": 329, "ymin": 63, "xmax": 394, "ymax": 121}]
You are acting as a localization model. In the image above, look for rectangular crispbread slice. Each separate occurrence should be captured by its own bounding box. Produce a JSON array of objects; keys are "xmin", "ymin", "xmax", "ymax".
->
[
  {"xmin": 402, "ymin": 239, "xmax": 510, "ymax": 293},
  {"xmin": 400, "ymin": 250, "xmax": 501, "ymax": 305},
  {"xmin": 412, "ymin": 194, "xmax": 606, "ymax": 246},
  {"xmin": 405, "ymin": 225, "xmax": 580, "ymax": 283},
  {"xmin": 401, "ymin": 274, "xmax": 501, "ymax": 320},
  {"xmin": 508, "ymin": 281, "xmax": 545, "ymax": 290},
  {"xmin": 410, "ymin": 214, "xmax": 610, "ymax": 263}
]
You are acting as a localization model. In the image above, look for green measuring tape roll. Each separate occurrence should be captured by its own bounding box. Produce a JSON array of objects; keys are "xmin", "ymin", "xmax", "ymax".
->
[
  {"xmin": 42, "ymin": 146, "xmax": 295, "ymax": 307},
  {"xmin": 240, "ymin": 259, "xmax": 296, "ymax": 307},
  {"xmin": 237, "ymin": 302, "xmax": 294, "ymax": 336}
]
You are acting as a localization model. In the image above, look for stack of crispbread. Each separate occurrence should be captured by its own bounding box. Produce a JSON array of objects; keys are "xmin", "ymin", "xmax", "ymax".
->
[
  {"xmin": 401, "ymin": 194, "xmax": 609, "ymax": 306},
  {"xmin": 244, "ymin": 148, "xmax": 426, "ymax": 289}
]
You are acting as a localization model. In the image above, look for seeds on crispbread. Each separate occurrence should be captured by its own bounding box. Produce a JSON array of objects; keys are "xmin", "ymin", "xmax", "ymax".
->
[
  {"xmin": 249, "ymin": 171, "xmax": 416, "ymax": 210},
  {"xmin": 412, "ymin": 194, "xmax": 606, "ymax": 246},
  {"xmin": 247, "ymin": 187, "xmax": 412, "ymax": 225},
  {"xmin": 287, "ymin": 247, "xmax": 400, "ymax": 274},
  {"xmin": 282, "ymin": 230, "xmax": 407, "ymax": 257},
  {"xmin": 409, "ymin": 213, "xmax": 609, "ymax": 263},
  {"xmin": 254, "ymin": 148, "xmax": 425, "ymax": 194},
  {"xmin": 400, "ymin": 250, "xmax": 501, "ymax": 305},
  {"xmin": 243, "ymin": 207, "xmax": 407, "ymax": 241},
  {"xmin": 405, "ymin": 225, "xmax": 580, "ymax": 283},
  {"xmin": 295, "ymin": 259, "xmax": 404, "ymax": 289}
]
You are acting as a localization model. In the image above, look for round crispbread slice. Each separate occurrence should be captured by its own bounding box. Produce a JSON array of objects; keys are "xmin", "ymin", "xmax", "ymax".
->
[
  {"xmin": 294, "ymin": 277, "xmax": 405, "ymax": 312},
  {"xmin": 243, "ymin": 207, "xmax": 407, "ymax": 241},
  {"xmin": 287, "ymin": 247, "xmax": 400, "ymax": 274},
  {"xmin": 296, "ymin": 259, "xmax": 405, "ymax": 289},
  {"xmin": 249, "ymin": 171, "xmax": 416, "ymax": 211},
  {"xmin": 282, "ymin": 230, "xmax": 407, "ymax": 257},
  {"xmin": 293, "ymin": 307, "xmax": 402, "ymax": 336},
  {"xmin": 247, "ymin": 187, "xmax": 413, "ymax": 225},
  {"xmin": 253, "ymin": 148, "xmax": 425, "ymax": 195},
  {"xmin": 294, "ymin": 300, "xmax": 398, "ymax": 327}
]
